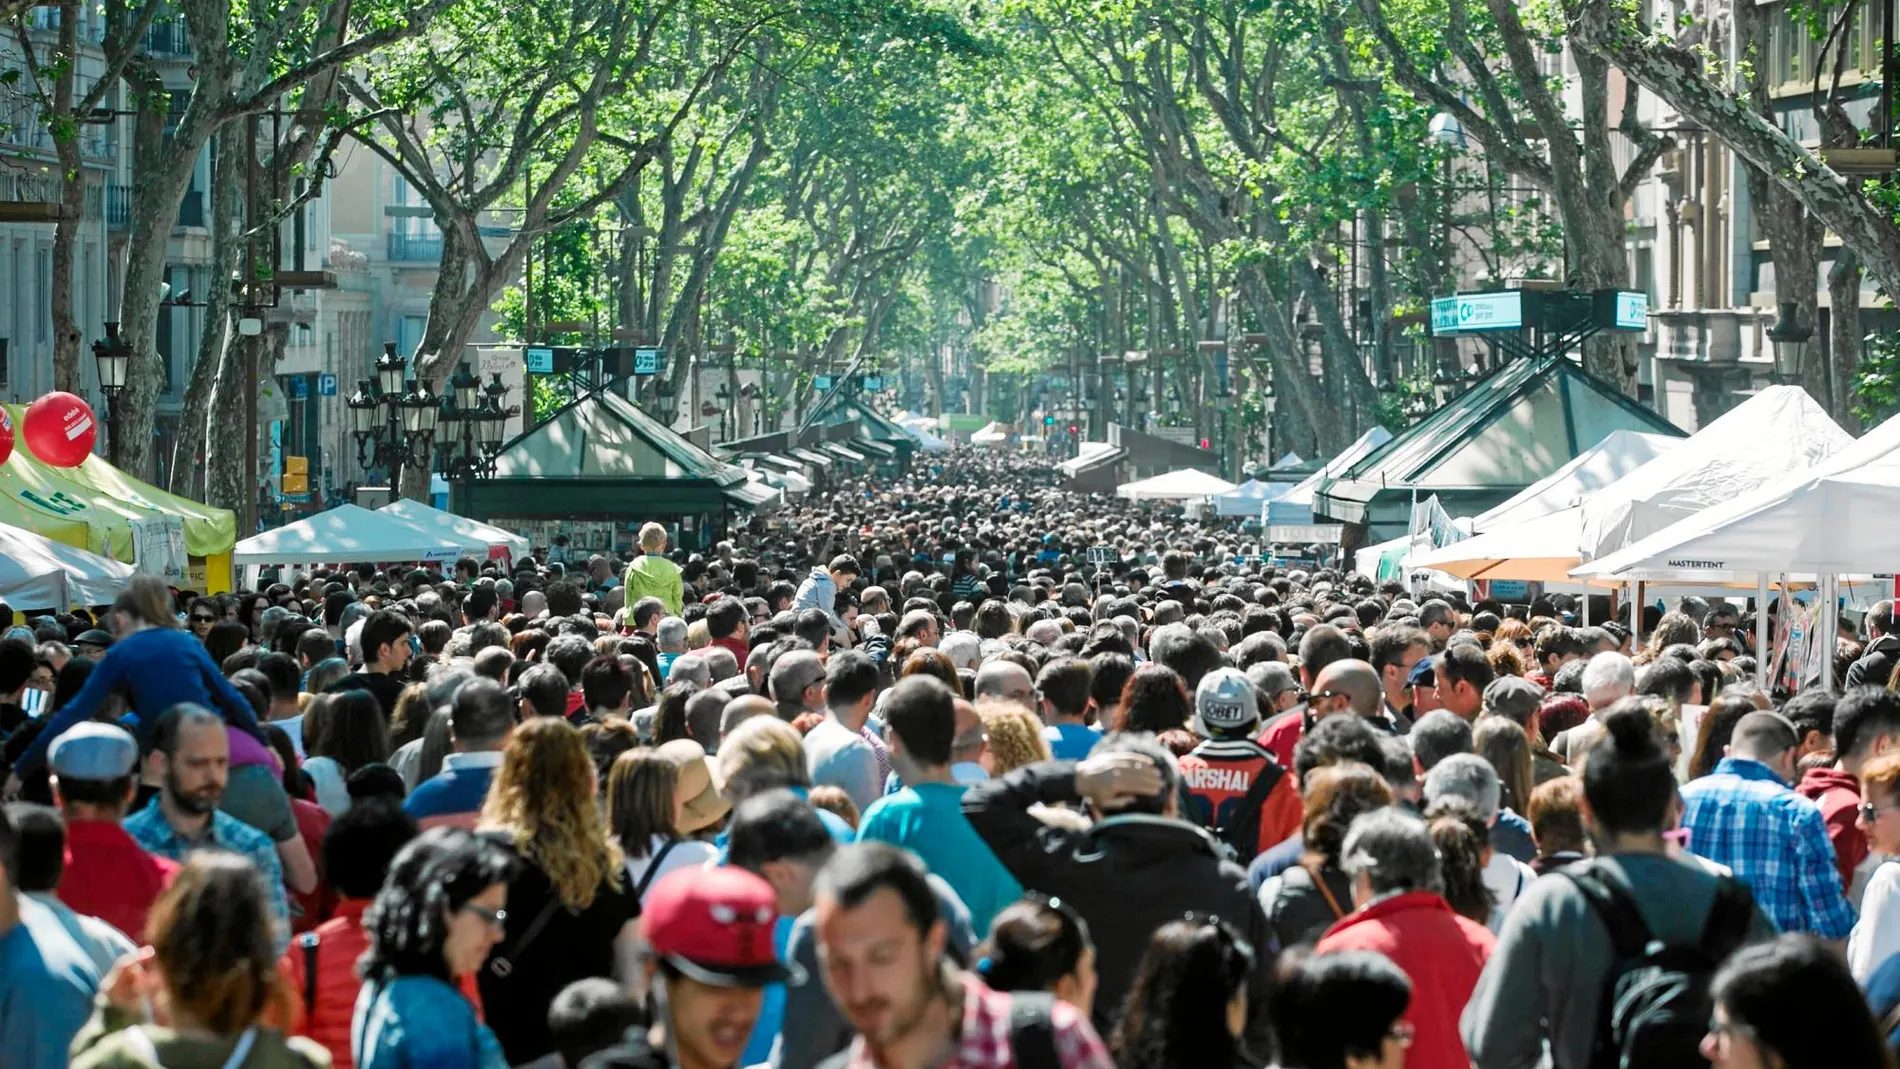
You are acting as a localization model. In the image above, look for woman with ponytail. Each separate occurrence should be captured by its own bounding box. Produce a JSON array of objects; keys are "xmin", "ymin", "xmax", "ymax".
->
[{"xmin": 974, "ymin": 895, "xmax": 1098, "ymax": 1018}]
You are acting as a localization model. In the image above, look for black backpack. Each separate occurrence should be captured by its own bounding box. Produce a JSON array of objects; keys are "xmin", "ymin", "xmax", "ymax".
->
[{"xmin": 1565, "ymin": 864, "xmax": 1756, "ymax": 1069}]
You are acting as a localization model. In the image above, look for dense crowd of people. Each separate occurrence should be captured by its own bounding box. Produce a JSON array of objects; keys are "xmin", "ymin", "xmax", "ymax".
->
[{"xmin": 0, "ymin": 447, "xmax": 1897, "ymax": 1068}]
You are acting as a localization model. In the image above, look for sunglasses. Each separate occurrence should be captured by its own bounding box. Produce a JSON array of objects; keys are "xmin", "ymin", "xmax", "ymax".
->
[
  {"xmin": 1860, "ymin": 802, "xmax": 1900, "ymax": 824},
  {"xmin": 189, "ymin": 614, "xmax": 216, "ymax": 624},
  {"xmin": 459, "ymin": 903, "xmax": 508, "ymax": 930}
]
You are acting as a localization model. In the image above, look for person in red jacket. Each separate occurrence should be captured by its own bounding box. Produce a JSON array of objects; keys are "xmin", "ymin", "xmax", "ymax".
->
[
  {"xmin": 1315, "ymin": 807, "xmax": 1495, "ymax": 1069},
  {"xmin": 1177, "ymin": 668, "xmax": 1302, "ymax": 864},
  {"xmin": 282, "ymin": 799, "xmax": 420, "ymax": 1069},
  {"xmin": 1798, "ymin": 688, "xmax": 1900, "ymax": 901}
]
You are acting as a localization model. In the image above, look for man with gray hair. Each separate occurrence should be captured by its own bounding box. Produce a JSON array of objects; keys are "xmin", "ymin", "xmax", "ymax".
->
[
  {"xmin": 668, "ymin": 652, "xmax": 713, "ymax": 690},
  {"xmin": 1316, "ymin": 807, "xmax": 1496, "ymax": 1069},
  {"xmin": 1678, "ymin": 710, "xmax": 1855, "ymax": 939},
  {"xmin": 1551, "ymin": 651, "xmax": 1636, "ymax": 764},
  {"xmin": 1425, "ymin": 754, "xmax": 1537, "ymax": 930},
  {"xmin": 655, "ymin": 617, "xmax": 688, "ymax": 682},
  {"xmin": 938, "ymin": 631, "xmax": 981, "ymax": 672}
]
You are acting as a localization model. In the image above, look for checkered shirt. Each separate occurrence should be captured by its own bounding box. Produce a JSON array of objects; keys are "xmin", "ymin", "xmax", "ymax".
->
[
  {"xmin": 1681, "ymin": 756, "xmax": 1855, "ymax": 939},
  {"xmin": 842, "ymin": 971, "xmax": 1112, "ymax": 1069}
]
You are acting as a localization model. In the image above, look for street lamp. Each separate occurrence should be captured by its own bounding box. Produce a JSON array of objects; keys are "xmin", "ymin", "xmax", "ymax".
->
[
  {"xmin": 350, "ymin": 342, "xmax": 439, "ymax": 487},
  {"xmin": 1766, "ymin": 301, "xmax": 1811, "ymax": 384},
  {"xmin": 91, "ymin": 321, "xmax": 131, "ymax": 455}
]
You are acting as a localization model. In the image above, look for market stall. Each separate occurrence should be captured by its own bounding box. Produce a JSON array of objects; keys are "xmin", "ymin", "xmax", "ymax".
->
[
  {"xmin": 0, "ymin": 520, "xmax": 136, "ymax": 609},
  {"xmin": 233, "ymin": 503, "xmax": 478, "ymax": 569},
  {"xmin": 1115, "ymin": 469, "xmax": 1238, "ymax": 502},
  {"xmin": 379, "ymin": 499, "xmax": 531, "ymax": 564}
]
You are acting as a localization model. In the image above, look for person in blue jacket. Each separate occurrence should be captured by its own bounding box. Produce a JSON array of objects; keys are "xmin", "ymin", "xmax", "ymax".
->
[{"xmin": 9, "ymin": 575, "xmax": 275, "ymax": 790}]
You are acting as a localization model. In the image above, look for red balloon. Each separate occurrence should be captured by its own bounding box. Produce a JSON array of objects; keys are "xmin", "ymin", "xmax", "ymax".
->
[
  {"xmin": 0, "ymin": 408, "xmax": 14, "ymax": 467},
  {"xmin": 23, "ymin": 392, "xmax": 97, "ymax": 467}
]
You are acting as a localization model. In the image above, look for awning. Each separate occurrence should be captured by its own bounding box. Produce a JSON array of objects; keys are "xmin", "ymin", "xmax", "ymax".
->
[
  {"xmin": 789, "ymin": 447, "xmax": 833, "ymax": 468},
  {"xmin": 853, "ymin": 438, "xmax": 898, "ymax": 459},
  {"xmin": 1059, "ymin": 443, "xmax": 1124, "ymax": 477},
  {"xmin": 821, "ymin": 442, "xmax": 868, "ymax": 463},
  {"xmin": 748, "ymin": 454, "xmax": 806, "ymax": 475},
  {"xmin": 724, "ymin": 479, "xmax": 782, "ymax": 512}
]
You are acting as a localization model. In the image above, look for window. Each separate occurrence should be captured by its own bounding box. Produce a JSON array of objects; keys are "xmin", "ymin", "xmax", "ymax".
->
[{"xmin": 34, "ymin": 247, "xmax": 47, "ymax": 346}]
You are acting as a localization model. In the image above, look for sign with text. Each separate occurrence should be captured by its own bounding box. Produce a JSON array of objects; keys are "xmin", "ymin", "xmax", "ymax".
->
[
  {"xmin": 633, "ymin": 347, "xmax": 664, "ymax": 376},
  {"xmin": 1268, "ymin": 523, "xmax": 1344, "ymax": 544},
  {"xmin": 1086, "ymin": 546, "xmax": 1117, "ymax": 564},
  {"xmin": 1599, "ymin": 289, "xmax": 1650, "ymax": 331},
  {"xmin": 1430, "ymin": 291, "xmax": 1524, "ymax": 335},
  {"xmin": 317, "ymin": 373, "xmax": 338, "ymax": 396},
  {"xmin": 525, "ymin": 346, "xmax": 555, "ymax": 374}
]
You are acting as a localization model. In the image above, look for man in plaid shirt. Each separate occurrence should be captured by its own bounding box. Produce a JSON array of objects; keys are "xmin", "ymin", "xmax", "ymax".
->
[
  {"xmin": 1679, "ymin": 710, "xmax": 1856, "ymax": 940},
  {"xmin": 813, "ymin": 843, "xmax": 1111, "ymax": 1069}
]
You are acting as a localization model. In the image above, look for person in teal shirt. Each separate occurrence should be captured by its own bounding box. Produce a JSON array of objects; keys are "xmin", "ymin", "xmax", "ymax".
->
[{"xmin": 855, "ymin": 677, "xmax": 1020, "ymax": 935}]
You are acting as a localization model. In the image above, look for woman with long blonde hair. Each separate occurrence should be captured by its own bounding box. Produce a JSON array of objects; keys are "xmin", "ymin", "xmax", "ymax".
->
[{"xmin": 476, "ymin": 717, "xmax": 639, "ymax": 1066}]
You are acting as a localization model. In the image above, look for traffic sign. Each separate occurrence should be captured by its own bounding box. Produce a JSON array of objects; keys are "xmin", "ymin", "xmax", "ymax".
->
[
  {"xmin": 317, "ymin": 373, "xmax": 337, "ymax": 396},
  {"xmin": 633, "ymin": 347, "xmax": 664, "ymax": 375},
  {"xmin": 525, "ymin": 346, "xmax": 555, "ymax": 374},
  {"xmin": 287, "ymin": 376, "xmax": 308, "ymax": 398}
]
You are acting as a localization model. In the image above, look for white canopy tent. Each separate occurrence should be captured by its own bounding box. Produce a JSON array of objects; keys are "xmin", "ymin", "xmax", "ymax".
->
[
  {"xmin": 1412, "ymin": 388, "xmax": 1849, "ymax": 583},
  {"xmin": 0, "ymin": 521, "xmax": 136, "ymax": 608},
  {"xmin": 234, "ymin": 504, "xmax": 479, "ymax": 567},
  {"xmin": 1473, "ymin": 429, "xmax": 1683, "ymax": 530},
  {"xmin": 1576, "ymin": 385, "xmax": 1851, "ymax": 562},
  {"xmin": 1574, "ymin": 411, "xmax": 1900, "ymax": 582},
  {"xmin": 970, "ymin": 421, "xmax": 1010, "ymax": 445},
  {"xmin": 1213, "ymin": 479, "xmax": 1295, "ymax": 517},
  {"xmin": 1115, "ymin": 469, "xmax": 1238, "ymax": 502},
  {"xmin": 378, "ymin": 499, "xmax": 531, "ymax": 563},
  {"xmin": 1411, "ymin": 428, "xmax": 1682, "ymax": 582}
]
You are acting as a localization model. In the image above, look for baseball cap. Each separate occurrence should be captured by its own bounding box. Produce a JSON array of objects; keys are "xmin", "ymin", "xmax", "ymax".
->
[
  {"xmin": 1407, "ymin": 655, "xmax": 1437, "ymax": 689},
  {"xmin": 643, "ymin": 866, "xmax": 799, "ymax": 987},
  {"xmin": 655, "ymin": 738, "xmax": 730, "ymax": 834},
  {"xmin": 48, "ymin": 722, "xmax": 138, "ymax": 780},
  {"xmin": 1193, "ymin": 667, "xmax": 1259, "ymax": 738},
  {"xmin": 1483, "ymin": 676, "xmax": 1543, "ymax": 724}
]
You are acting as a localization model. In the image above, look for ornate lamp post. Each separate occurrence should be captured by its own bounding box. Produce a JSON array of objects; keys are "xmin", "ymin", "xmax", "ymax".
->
[{"xmin": 349, "ymin": 342, "xmax": 439, "ymax": 490}]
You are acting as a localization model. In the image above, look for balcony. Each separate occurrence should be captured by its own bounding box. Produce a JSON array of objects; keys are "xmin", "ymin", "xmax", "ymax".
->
[
  {"xmin": 175, "ymin": 190, "xmax": 203, "ymax": 228},
  {"xmin": 106, "ymin": 183, "xmax": 129, "ymax": 230},
  {"xmin": 143, "ymin": 20, "xmax": 191, "ymax": 58},
  {"xmin": 387, "ymin": 231, "xmax": 443, "ymax": 263}
]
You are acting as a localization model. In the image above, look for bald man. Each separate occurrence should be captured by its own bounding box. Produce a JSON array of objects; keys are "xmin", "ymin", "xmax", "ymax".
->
[
  {"xmin": 973, "ymin": 660, "xmax": 1035, "ymax": 707},
  {"xmin": 1310, "ymin": 659, "xmax": 1388, "ymax": 729}
]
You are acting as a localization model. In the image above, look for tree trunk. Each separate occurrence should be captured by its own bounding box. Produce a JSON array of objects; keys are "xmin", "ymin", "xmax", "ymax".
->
[
  {"xmin": 114, "ymin": 62, "xmax": 223, "ymax": 477},
  {"xmin": 203, "ymin": 331, "xmax": 255, "ymax": 515},
  {"xmin": 48, "ymin": 10, "xmax": 82, "ymax": 394},
  {"xmin": 1829, "ymin": 248, "xmax": 1864, "ymax": 430},
  {"xmin": 169, "ymin": 130, "xmax": 239, "ymax": 496}
]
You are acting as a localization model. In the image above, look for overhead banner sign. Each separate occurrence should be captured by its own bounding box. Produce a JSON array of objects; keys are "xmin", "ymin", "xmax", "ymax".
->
[{"xmin": 1430, "ymin": 292, "xmax": 1523, "ymax": 335}]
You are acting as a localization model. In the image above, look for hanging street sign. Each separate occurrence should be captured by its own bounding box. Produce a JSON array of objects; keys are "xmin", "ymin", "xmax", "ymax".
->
[
  {"xmin": 525, "ymin": 346, "xmax": 555, "ymax": 374},
  {"xmin": 1429, "ymin": 291, "xmax": 1524, "ymax": 334}
]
